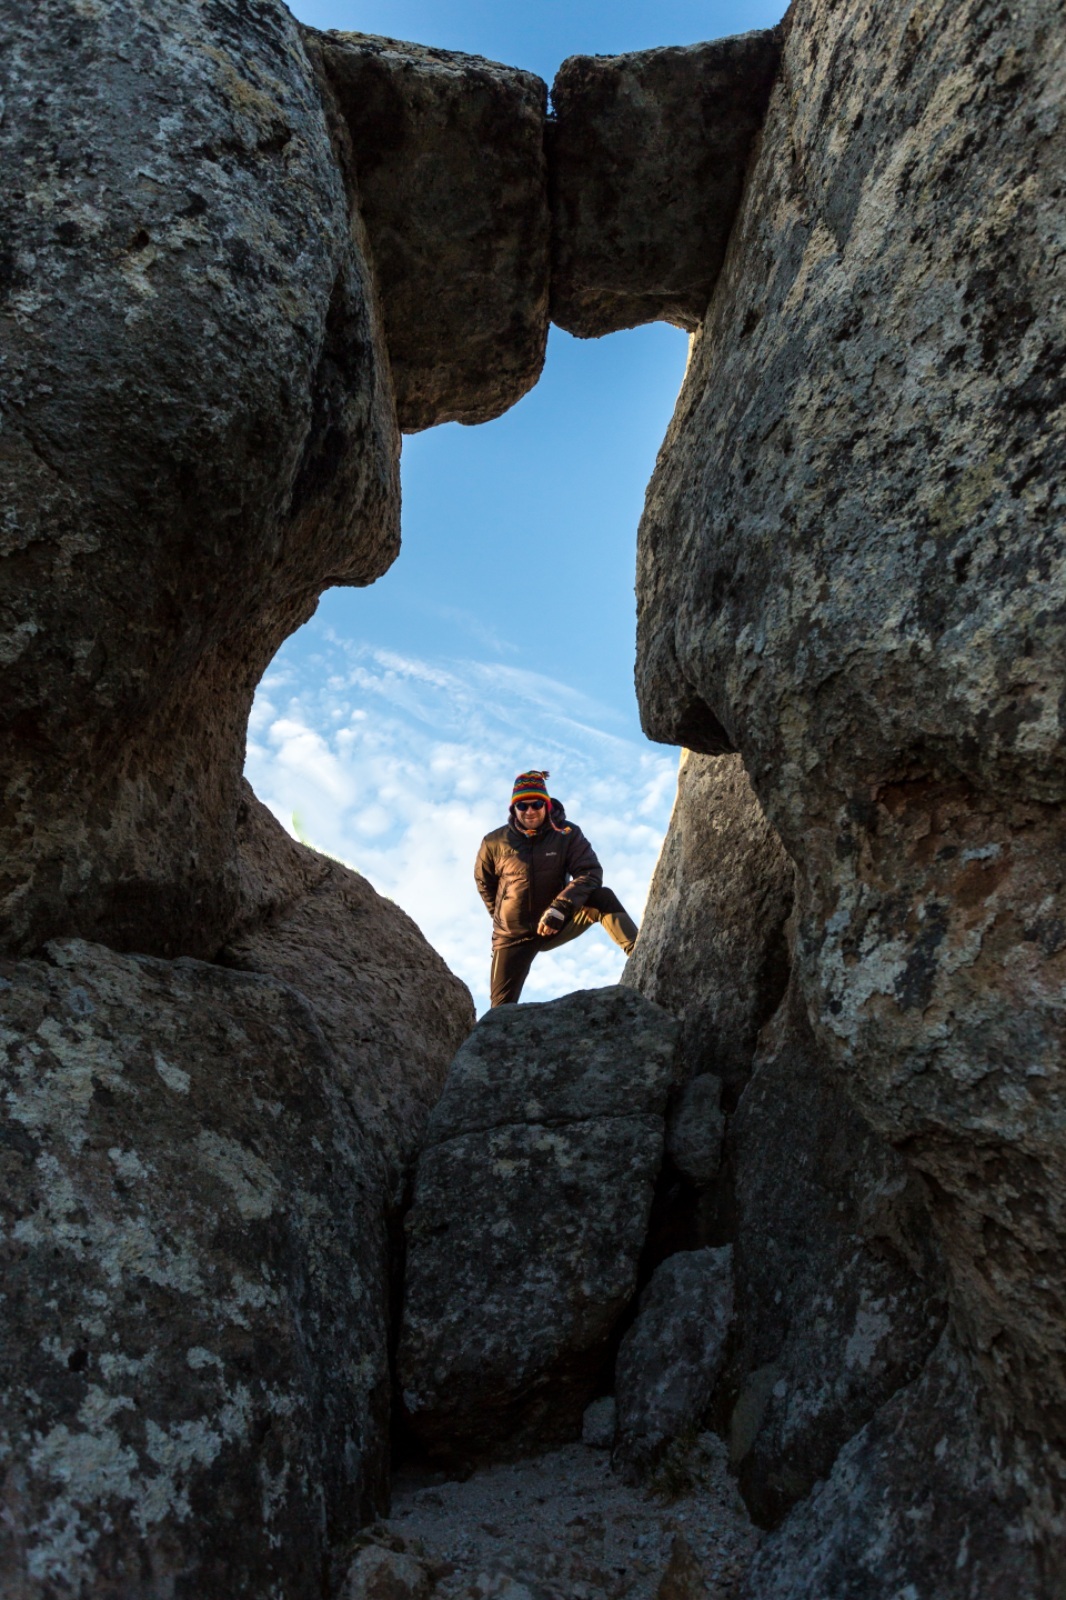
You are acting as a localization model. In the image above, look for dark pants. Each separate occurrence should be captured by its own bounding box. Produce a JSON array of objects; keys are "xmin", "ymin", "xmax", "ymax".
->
[{"xmin": 489, "ymin": 886, "xmax": 639, "ymax": 1007}]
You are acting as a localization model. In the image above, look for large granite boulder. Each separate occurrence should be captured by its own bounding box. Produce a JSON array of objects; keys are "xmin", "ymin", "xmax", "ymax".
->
[
  {"xmin": 550, "ymin": 32, "xmax": 782, "ymax": 337},
  {"xmin": 623, "ymin": 751, "xmax": 793, "ymax": 1087},
  {"xmin": 633, "ymin": 0, "xmax": 1065, "ymax": 1580},
  {"xmin": 0, "ymin": 0, "xmax": 398, "ymax": 962},
  {"xmin": 0, "ymin": 940, "xmax": 391, "ymax": 1596},
  {"xmin": 396, "ymin": 987, "xmax": 680, "ymax": 1465},
  {"xmin": 222, "ymin": 784, "xmax": 474, "ymax": 1177},
  {"xmin": 309, "ymin": 30, "xmax": 550, "ymax": 431}
]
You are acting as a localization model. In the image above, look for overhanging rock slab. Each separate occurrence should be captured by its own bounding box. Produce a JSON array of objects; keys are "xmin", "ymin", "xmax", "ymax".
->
[
  {"xmin": 311, "ymin": 30, "xmax": 550, "ymax": 432},
  {"xmin": 550, "ymin": 30, "xmax": 782, "ymax": 337}
]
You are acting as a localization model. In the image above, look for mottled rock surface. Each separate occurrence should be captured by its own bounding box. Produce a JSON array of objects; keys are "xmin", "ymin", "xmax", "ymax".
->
[
  {"xmin": 727, "ymin": 987, "xmax": 944, "ymax": 1526},
  {"xmin": 312, "ymin": 30, "xmax": 549, "ymax": 431},
  {"xmin": 664, "ymin": 1072, "xmax": 725, "ymax": 1186},
  {"xmin": 634, "ymin": 0, "xmax": 1065, "ymax": 1579},
  {"xmin": 397, "ymin": 988, "xmax": 679, "ymax": 1465},
  {"xmin": 550, "ymin": 32, "xmax": 781, "ymax": 337},
  {"xmin": 624, "ymin": 752, "xmax": 793, "ymax": 1087},
  {"xmin": 222, "ymin": 784, "xmax": 474, "ymax": 1175},
  {"xmin": 743, "ymin": 1338, "xmax": 1043, "ymax": 1600},
  {"xmin": 615, "ymin": 1247, "xmax": 733, "ymax": 1480},
  {"xmin": 1, "ymin": 0, "xmax": 398, "ymax": 962},
  {"xmin": 0, "ymin": 940, "xmax": 390, "ymax": 1596}
]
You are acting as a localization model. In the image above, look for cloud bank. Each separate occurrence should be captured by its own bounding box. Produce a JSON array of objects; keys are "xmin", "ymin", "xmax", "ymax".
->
[{"xmin": 245, "ymin": 625, "xmax": 678, "ymax": 1015}]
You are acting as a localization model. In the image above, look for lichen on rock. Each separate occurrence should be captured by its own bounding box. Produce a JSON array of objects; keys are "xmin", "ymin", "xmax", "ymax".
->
[
  {"xmin": 0, "ymin": 940, "xmax": 392, "ymax": 1594},
  {"xmin": 2, "ymin": 0, "xmax": 1063, "ymax": 1592}
]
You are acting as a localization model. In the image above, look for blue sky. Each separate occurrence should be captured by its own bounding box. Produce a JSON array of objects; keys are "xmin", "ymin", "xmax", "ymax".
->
[{"xmin": 250, "ymin": 1, "xmax": 784, "ymax": 1013}]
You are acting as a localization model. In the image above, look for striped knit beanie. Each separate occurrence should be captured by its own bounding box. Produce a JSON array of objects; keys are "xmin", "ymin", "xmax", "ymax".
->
[{"xmin": 511, "ymin": 770, "xmax": 551, "ymax": 809}]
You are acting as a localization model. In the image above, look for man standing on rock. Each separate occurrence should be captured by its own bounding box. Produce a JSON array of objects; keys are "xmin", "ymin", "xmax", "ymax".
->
[{"xmin": 475, "ymin": 770, "xmax": 639, "ymax": 1007}]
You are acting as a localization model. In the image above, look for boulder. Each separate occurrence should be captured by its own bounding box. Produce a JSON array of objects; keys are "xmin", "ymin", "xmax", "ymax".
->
[
  {"xmin": 742, "ymin": 1338, "xmax": 1044, "ymax": 1600},
  {"xmin": 614, "ymin": 1246, "xmax": 734, "ymax": 1479},
  {"xmin": 549, "ymin": 32, "xmax": 782, "ymax": 337},
  {"xmin": 633, "ymin": 0, "xmax": 1065, "ymax": 1577},
  {"xmin": 343, "ymin": 1543, "xmax": 433, "ymax": 1600},
  {"xmin": 624, "ymin": 752, "xmax": 793, "ymax": 1088},
  {"xmin": 311, "ymin": 29, "xmax": 550, "ymax": 431},
  {"xmin": 0, "ymin": 939, "xmax": 391, "ymax": 1595},
  {"xmin": 396, "ymin": 987, "xmax": 680, "ymax": 1465},
  {"xmin": 0, "ymin": 0, "xmax": 398, "ymax": 962},
  {"xmin": 222, "ymin": 784, "xmax": 474, "ymax": 1176},
  {"xmin": 727, "ymin": 988, "xmax": 944, "ymax": 1526}
]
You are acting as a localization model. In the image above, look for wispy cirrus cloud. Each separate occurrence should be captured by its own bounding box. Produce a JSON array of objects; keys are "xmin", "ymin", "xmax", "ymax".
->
[{"xmin": 246, "ymin": 627, "xmax": 677, "ymax": 1015}]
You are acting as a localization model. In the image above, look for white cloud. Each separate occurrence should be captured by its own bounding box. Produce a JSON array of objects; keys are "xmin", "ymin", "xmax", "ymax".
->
[{"xmin": 244, "ymin": 631, "xmax": 678, "ymax": 1016}]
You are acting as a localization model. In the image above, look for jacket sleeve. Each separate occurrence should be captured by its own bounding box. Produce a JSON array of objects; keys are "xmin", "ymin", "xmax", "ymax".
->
[
  {"xmin": 556, "ymin": 827, "xmax": 603, "ymax": 911},
  {"xmin": 474, "ymin": 835, "xmax": 499, "ymax": 916}
]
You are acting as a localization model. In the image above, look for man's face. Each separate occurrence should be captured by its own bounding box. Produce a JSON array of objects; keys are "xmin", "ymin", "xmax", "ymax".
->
[{"xmin": 514, "ymin": 799, "xmax": 546, "ymax": 831}]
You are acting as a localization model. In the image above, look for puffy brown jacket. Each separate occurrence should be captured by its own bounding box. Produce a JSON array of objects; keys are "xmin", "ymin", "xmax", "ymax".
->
[{"xmin": 474, "ymin": 815, "xmax": 603, "ymax": 947}]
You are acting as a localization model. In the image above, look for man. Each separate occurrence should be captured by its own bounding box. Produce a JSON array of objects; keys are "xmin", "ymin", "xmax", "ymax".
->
[{"xmin": 474, "ymin": 769, "xmax": 640, "ymax": 1007}]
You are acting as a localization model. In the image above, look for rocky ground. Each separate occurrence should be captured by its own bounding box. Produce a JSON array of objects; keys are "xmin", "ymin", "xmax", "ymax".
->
[{"xmin": 345, "ymin": 1434, "xmax": 761, "ymax": 1600}]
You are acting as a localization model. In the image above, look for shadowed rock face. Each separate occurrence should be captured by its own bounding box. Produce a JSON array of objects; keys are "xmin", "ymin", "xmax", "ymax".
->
[
  {"xmin": 4, "ymin": 0, "xmax": 1063, "ymax": 1590},
  {"xmin": 0, "ymin": 0, "xmax": 398, "ymax": 962},
  {"xmin": 623, "ymin": 751, "xmax": 793, "ymax": 1088},
  {"xmin": 728, "ymin": 986, "xmax": 945, "ymax": 1529},
  {"xmin": 310, "ymin": 30, "xmax": 550, "ymax": 432},
  {"xmin": 397, "ymin": 988, "xmax": 680, "ymax": 1467},
  {"xmin": 614, "ymin": 1246, "xmax": 734, "ymax": 1481},
  {"xmin": 549, "ymin": 32, "xmax": 782, "ymax": 337},
  {"xmin": 222, "ymin": 783, "xmax": 475, "ymax": 1178},
  {"xmin": 742, "ymin": 1337, "xmax": 1045, "ymax": 1600},
  {"xmin": 626, "ymin": 757, "xmax": 946, "ymax": 1535},
  {"xmin": 634, "ymin": 0, "xmax": 1065, "ymax": 1583},
  {"xmin": 1, "ymin": 11, "xmax": 483, "ymax": 1584}
]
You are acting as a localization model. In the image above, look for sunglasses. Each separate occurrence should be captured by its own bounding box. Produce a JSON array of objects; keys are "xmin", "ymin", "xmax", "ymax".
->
[{"xmin": 515, "ymin": 800, "xmax": 546, "ymax": 812}]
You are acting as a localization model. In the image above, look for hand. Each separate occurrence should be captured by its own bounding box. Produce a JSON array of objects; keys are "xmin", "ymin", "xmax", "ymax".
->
[{"xmin": 537, "ymin": 906, "xmax": 567, "ymax": 938}]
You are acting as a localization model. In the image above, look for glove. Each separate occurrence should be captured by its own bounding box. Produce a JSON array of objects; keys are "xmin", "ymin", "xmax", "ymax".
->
[{"xmin": 537, "ymin": 902, "xmax": 569, "ymax": 938}]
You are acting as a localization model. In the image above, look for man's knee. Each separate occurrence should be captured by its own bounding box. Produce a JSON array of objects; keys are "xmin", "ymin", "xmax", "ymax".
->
[
  {"xmin": 582, "ymin": 883, "xmax": 624, "ymax": 921},
  {"xmin": 582, "ymin": 886, "xmax": 624, "ymax": 919}
]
